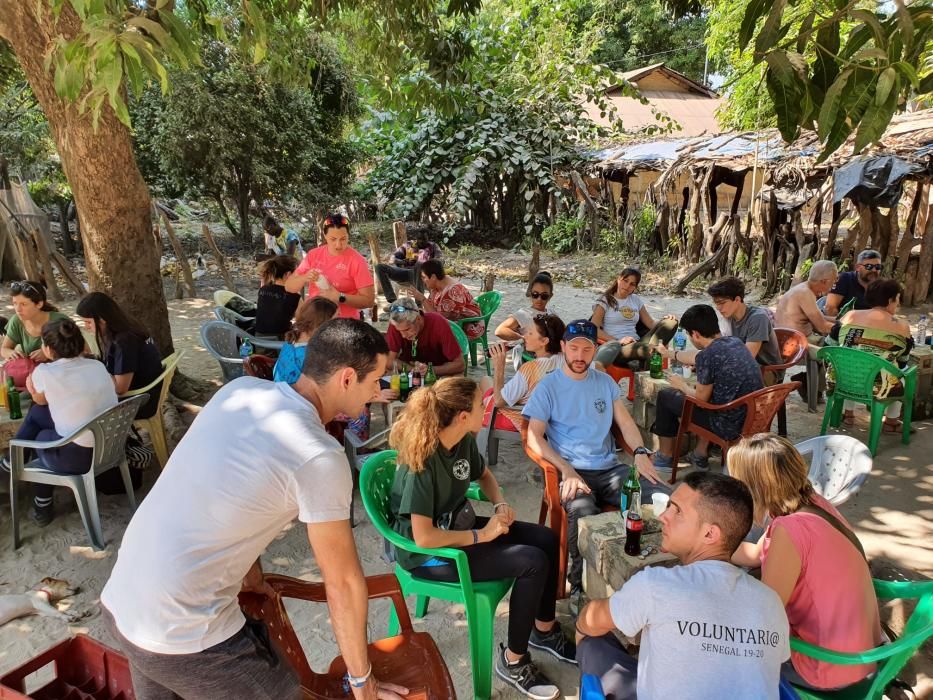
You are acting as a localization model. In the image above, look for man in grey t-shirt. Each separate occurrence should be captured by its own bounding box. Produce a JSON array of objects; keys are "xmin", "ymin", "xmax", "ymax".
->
[
  {"xmin": 708, "ymin": 276, "xmax": 781, "ymax": 369},
  {"xmin": 575, "ymin": 472, "xmax": 789, "ymax": 700}
]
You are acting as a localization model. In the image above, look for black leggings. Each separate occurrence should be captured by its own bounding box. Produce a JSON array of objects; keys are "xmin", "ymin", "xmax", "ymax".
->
[{"xmin": 410, "ymin": 518, "xmax": 559, "ymax": 655}]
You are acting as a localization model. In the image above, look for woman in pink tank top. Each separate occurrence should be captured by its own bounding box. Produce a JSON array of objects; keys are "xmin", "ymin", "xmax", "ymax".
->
[{"xmin": 729, "ymin": 434, "xmax": 882, "ymax": 691}]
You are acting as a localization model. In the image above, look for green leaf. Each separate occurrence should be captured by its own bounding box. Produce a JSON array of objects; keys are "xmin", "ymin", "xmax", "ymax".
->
[
  {"xmin": 812, "ymin": 21, "xmax": 840, "ymax": 91},
  {"xmin": 854, "ymin": 77, "xmax": 898, "ymax": 153},
  {"xmin": 893, "ymin": 62, "xmax": 919, "ymax": 88},
  {"xmin": 895, "ymin": 1, "xmax": 915, "ymax": 55},
  {"xmin": 850, "ymin": 10, "xmax": 888, "ymax": 48},
  {"xmin": 817, "ymin": 68, "xmax": 852, "ymax": 140},
  {"xmin": 764, "ymin": 50, "xmax": 807, "ymax": 141},
  {"xmin": 738, "ymin": 0, "xmax": 770, "ymax": 52},
  {"xmin": 875, "ymin": 67, "xmax": 896, "ymax": 106},
  {"xmin": 754, "ymin": 0, "xmax": 788, "ymax": 60}
]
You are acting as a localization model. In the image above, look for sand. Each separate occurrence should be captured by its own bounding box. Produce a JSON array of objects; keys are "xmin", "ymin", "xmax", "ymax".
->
[{"xmin": 0, "ymin": 274, "xmax": 930, "ymax": 699}]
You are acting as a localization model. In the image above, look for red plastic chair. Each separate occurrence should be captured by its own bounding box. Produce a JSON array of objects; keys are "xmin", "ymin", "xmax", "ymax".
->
[
  {"xmin": 669, "ymin": 382, "xmax": 801, "ymax": 482},
  {"xmin": 519, "ymin": 418, "xmax": 632, "ymax": 598},
  {"xmin": 479, "ymin": 395, "xmax": 521, "ymax": 465},
  {"xmin": 239, "ymin": 573, "xmax": 456, "ymax": 699},
  {"xmin": 761, "ymin": 328, "xmax": 809, "ymax": 436},
  {"xmin": 244, "ymin": 354, "xmax": 276, "ymax": 380},
  {"xmin": 605, "ymin": 364, "xmax": 636, "ymax": 401}
]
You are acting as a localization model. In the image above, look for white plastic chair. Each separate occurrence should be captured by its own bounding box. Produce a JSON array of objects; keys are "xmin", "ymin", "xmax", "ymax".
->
[
  {"xmin": 795, "ymin": 435, "xmax": 873, "ymax": 506},
  {"xmin": 199, "ymin": 320, "xmax": 284, "ymax": 384},
  {"xmin": 9, "ymin": 394, "xmax": 147, "ymax": 551}
]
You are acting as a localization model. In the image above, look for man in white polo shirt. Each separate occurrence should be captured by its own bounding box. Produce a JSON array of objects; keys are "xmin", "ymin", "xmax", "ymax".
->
[
  {"xmin": 575, "ymin": 472, "xmax": 789, "ymax": 700},
  {"xmin": 101, "ymin": 319, "xmax": 405, "ymax": 700}
]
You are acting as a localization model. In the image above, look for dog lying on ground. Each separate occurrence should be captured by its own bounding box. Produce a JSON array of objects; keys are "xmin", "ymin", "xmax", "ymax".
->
[{"xmin": 0, "ymin": 578, "xmax": 83, "ymax": 627}]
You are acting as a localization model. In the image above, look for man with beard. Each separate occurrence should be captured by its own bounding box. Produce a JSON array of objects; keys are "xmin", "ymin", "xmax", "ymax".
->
[
  {"xmin": 824, "ymin": 249, "xmax": 883, "ymax": 316},
  {"xmin": 523, "ymin": 319, "xmax": 667, "ymax": 598}
]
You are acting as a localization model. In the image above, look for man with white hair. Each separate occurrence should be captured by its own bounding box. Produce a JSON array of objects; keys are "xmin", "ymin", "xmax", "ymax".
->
[
  {"xmin": 385, "ymin": 296, "xmax": 466, "ymax": 377},
  {"xmin": 775, "ymin": 260, "xmax": 838, "ymax": 342}
]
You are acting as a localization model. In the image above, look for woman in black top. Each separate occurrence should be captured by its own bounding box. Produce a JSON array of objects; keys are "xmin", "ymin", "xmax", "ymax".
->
[
  {"xmin": 389, "ymin": 377, "xmax": 574, "ymax": 700},
  {"xmin": 77, "ymin": 292, "xmax": 164, "ymax": 419},
  {"xmin": 255, "ymin": 255, "xmax": 301, "ymax": 338}
]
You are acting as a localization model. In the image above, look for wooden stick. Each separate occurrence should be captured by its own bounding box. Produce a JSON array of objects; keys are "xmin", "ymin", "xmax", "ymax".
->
[
  {"xmin": 31, "ymin": 228, "xmax": 63, "ymax": 301},
  {"xmin": 482, "ymin": 273, "xmax": 496, "ymax": 293},
  {"xmin": 159, "ymin": 208, "xmax": 197, "ymax": 297},
  {"xmin": 392, "ymin": 221, "xmax": 407, "ymax": 249},
  {"xmin": 50, "ymin": 251, "xmax": 85, "ymax": 296},
  {"xmin": 367, "ymin": 232, "xmax": 382, "ymax": 321},
  {"xmin": 12, "ymin": 229, "xmax": 41, "ymax": 282},
  {"xmin": 674, "ymin": 213, "xmax": 730, "ymax": 294},
  {"xmin": 201, "ymin": 224, "xmax": 236, "ymax": 292}
]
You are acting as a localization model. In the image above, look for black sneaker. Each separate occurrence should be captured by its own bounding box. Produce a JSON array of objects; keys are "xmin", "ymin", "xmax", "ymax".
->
[
  {"xmin": 494, "ymin": 645, "xmax": 560, "ymax": 700},
  {"xmin": 529, "ymin": 625, "xmax": 577, "ymax": 664},
  {"xmin": 31, "ymin": 503, "xmax": 54, "ymax": 527}
]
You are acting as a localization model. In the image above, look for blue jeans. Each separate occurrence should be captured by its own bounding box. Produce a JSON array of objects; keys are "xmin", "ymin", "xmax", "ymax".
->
[{"xmin": 14, "ymin": 403, "xmax": 92, "ymax": 503}]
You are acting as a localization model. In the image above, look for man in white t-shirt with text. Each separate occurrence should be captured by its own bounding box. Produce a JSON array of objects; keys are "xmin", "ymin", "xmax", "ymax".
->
[
  {"xmin": 101, "ymin": 319, "xmax": 406, "ymax": 700},
  {"xmin": 575, "ymin": 471, "xmax": 789, "ymax": 700}
]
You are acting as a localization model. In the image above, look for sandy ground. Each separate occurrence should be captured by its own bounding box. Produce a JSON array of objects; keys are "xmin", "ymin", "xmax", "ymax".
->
[{"xmin": 0, "ymin": 271, "xmax": 930, "ymax": 699}]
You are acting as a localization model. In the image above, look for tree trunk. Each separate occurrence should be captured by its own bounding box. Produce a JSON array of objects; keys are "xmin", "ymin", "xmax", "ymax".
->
[
  {"xmin": 57, "ymin": 199, "xmax": 75, "ymax": 255},
  {"xmin": 0, "ymin": 2, "xmax": 173, "ymax": 354},
  {"xmin": 236, "ymin": 179, "xmax": 252, "ymax": 244},
  {"xmin": 913, "ymin": 200, "xmax": 933, "ymax": 304}
]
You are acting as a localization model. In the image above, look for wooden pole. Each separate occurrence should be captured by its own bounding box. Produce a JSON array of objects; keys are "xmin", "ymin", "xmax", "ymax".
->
[
  {"xmin": 201, "ymin": 224, "xmax": 236, "ymax": 292},
  {"xmin": 392, "ymin": 221, "xmax": 407, "ymax": 249},
  {"xmin": 50, "ymin": 250, "xmax": 85, "ymax": 296},
  {"xmin": 482, "ymin": 273, "xmax": 496, "ymax": 293},
  {"xmin": 30, "ymin": 227, "xmax": 62, "ymax": 301},
  {"xmin": 159, "ymin": 209, "xmax": 197, "ymax": 298},
  {"xmin": 895, "ymin": 182, "xmax": 924, "ymax": 275},
  {"xmin": 367, "ymin": 232, "xmax": 382, "ymax": 321},
  {"xmin": 912, "ymin": 199, "xmax": 933, "ymax": 304}
]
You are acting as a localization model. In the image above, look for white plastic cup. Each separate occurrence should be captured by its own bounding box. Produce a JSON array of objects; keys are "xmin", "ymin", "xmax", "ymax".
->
[
  {"xmin": 652, "ymin": 492, "xmax": 670, "ymax": 515},
  {"xmin": 682, "ymin": 365, "xmax": 692, "ymax": 379}
]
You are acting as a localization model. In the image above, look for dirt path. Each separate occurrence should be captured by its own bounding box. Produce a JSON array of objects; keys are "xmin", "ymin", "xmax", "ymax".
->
[{"xmin": 0, "ymin": 270, "xmax": 929, "ymax": 698}]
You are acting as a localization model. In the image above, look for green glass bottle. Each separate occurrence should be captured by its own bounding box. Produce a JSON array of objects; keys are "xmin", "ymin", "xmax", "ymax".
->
[
  {"xmin": 649, "ymin": 349, "xmax": 663, "ymax": 379},
  {"xmin": 620, "ymin": 464, "xmax": 641, "ymax": 514},
  {"xmin": 8, "ymin": 389, "xmax": 23, "ymax": 420},
  {"xmin": 424, "ymin": 363, "xmax": 437, "ymax": 386},
  {"xmin": 399, "ymin": 369, "xmax": 410, "ymax": 401}
]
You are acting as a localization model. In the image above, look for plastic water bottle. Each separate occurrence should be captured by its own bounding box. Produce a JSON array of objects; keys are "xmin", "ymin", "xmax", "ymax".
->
[
  {"xmin": 672, "ymin": 328, "xmax": 687, "ymax": 371},
  {"xmin": 916, "ymin": 315, "xmax": 928, "ymax": 347},
  {"xmin": 239, "ymin": 338, "xmax": 254, "ymax": 359}
]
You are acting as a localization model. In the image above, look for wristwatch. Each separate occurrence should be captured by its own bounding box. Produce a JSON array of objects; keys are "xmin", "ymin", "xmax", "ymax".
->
[
  {"xmin": 338, "ymin": 293, "xmax": 347, "ymax": 303},
  {"xmin": 634, "ymin": 446, "xmax": 652, "ymax": 457}
]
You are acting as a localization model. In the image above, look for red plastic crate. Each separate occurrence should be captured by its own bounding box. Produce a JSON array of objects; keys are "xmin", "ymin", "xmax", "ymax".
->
[{"xmin": 0, "ymin": 635, "xmax": 135, "ymax": 700}]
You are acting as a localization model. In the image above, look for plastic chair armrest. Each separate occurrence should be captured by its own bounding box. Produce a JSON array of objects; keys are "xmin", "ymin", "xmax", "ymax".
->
[
  {"xmin": 790, "ymin": 625, "xmax": 933, "ymax": 664},
  {"xmin": 346, "ymin": 427, "xmax": 391, "ymax": 451},
  {"xmin": 456, "ymin": 315, "xmax": 484, "ymax": 326},
  {"xmin": 10, "ymin": 433, "xmax": 82, "ymax": 452},
  {"xmin": 251, "ymin": 338, "xmax": 285, "ymax": 351},
  {"xmin": 682, "ymin": 393, "xmax": 735, "ymax": 412},
  {"xmin": 873, "ymin": 579, "xmax": 933, "ymax": 600}
]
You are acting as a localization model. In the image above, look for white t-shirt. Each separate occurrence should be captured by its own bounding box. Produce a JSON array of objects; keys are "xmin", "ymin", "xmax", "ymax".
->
[
  {"xmin": 500, "ymin": 353, "xmax": 563, "ymax": 407},
  {"xmin": 101, "ymin": 377, "xmax": 352, "ymax": 654},
  {"xmin": 512, "ymin": 305, "xmax": 553, "ymax": 335},
  {"xmin": 594, "ymin": 295, "xmax": 643, "ymax": 340},
  {"xmin": 609, "ymin": 560, "xmax": 789, "ymax": 700},
  {"xmin": 30, "ymin": 357, "xmax": 117, "ymax": 448}
]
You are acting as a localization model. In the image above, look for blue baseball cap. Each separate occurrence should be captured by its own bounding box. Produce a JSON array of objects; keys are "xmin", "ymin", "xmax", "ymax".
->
[{"xmin": 563, "ymin": 319, "xmax": 597, "ymax": 345}]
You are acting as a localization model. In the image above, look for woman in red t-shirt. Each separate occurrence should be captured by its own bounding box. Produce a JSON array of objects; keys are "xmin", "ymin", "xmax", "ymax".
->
[
  {"xmin": 730, "ymin": 434, "xmax": 881, "ymax": 692},
  {"xmin": 285, "ymin": 213, "xmax": 375, "ymax": 319}
]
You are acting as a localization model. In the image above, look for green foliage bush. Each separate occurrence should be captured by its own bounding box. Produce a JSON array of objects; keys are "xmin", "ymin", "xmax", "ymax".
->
[{"xmin": 542, "ymin": 215, "xmax": 586, "ymax": 254}]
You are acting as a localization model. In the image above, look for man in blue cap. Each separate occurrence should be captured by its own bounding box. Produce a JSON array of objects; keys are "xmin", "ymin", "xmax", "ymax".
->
[{"xmin": 523, "ymin": 319, "xmax": 667, "ymax": 597}]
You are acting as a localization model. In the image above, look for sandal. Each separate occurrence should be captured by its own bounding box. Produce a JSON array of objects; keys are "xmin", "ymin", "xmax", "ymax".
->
[
  {"xmin": 883, "ymin": 419, "xmax": 916, "ymax": 434},
  {"xmin": 686, "ymin": 451, "xmax": 710, "ymax": 472}
]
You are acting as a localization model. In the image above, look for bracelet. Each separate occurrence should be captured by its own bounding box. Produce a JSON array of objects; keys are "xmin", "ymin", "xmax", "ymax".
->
[
  {"xmin": 673, "ymin": 350, "xmax": 678, "ymax": 362},
  {"xmin": 471, "ymin": 529, "xmax": 479, "ymax": 544},
  {"xmin": 346, "ymin": 663, "xmax": 372, "ymax": 688},
  {"xmin": 493, "ymin": 502, "xmax": 509, "ymax": 511}
]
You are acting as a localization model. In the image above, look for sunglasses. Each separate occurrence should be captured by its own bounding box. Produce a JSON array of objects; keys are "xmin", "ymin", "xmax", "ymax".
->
[
  {"xmin": 389, "ymin": 302, "xmax": 419, "ymax": 315},
  {"xmin": 323, "ymin": 215, "xmax": 349, "ymax": 228},
  {"xmin": 860, "ymin": 263, "xmax": 883, "ymax": 271},
  {"xmin": 565, "ymin": 321, "xmax": 596, "ymax": 337},
  {"xmin": 11, "ymin": 281, "xmax": 40, "ymax": 296},
  {"xmin": 528, "ymin": 291, "xmax": 552, "ymax": 300}
]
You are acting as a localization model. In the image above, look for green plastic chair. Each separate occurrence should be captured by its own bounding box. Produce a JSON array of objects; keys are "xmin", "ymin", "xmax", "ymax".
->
[
  {"xmin": 359, "ymin": 450, "xmax": 513, "ymax": 700},
  {"xmin": 789, "ymin": 578, "xmax": 933, "ymax": 700},
  {"xmin": 447, "ymin": 320, "xmax": 470, "ymax": 376},
  {"xmin": 457, "ymin": 291, "xmax": 503, "ymax": 376},
  {"xmin": 817, "ymin": 346, "xmax": 916, "ymax": 456}
]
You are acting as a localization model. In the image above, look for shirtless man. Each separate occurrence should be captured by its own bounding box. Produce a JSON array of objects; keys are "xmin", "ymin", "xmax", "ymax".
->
[{"xmin": 775, "ymin": 260, "xmax": 838, "ymax": 342}]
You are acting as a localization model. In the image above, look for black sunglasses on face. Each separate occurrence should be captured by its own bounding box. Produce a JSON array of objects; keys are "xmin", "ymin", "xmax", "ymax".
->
[
  {"xmin": 860, "ymin": 263, "xmax": 883, "ymax": 271},
  {"xmin": 529, "ymin": 291, "xmax": 551, "ymax": 300}
]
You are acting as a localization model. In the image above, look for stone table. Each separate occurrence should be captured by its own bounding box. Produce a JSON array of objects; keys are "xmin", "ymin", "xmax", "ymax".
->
[
  {"xmin": 578, "ymin": 507, "xmax": 678, "ymax": 598},
  {"xmin": 630, "ymin": 370, "xmax": 697, "ymax": 453}
]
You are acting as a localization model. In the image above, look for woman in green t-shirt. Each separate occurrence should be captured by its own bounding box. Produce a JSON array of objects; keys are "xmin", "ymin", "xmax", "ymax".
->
[
  {"xmin": 1, "ymin": 281, "xmax": 68, "ymax": 362},
  {"xmin": 389, "ymin": 376, "xmax": 574, "ymax": 700}
]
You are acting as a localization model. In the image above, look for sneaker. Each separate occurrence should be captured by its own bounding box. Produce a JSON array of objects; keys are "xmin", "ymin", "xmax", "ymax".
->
[
  {"xmin": 494, "ymin": 645, "xmax": 560, "ymax": 700},
  {"xmin": 529, "ymin": 625, "xmax": 577, "ymax": 664},
  {"xmin": 31, "ymin": 503, "xmax": 54, "ymax": 527},
  {"xmin": 652, "ymin": 453, "xmax": 673, "ymax": 478},
  {"xmin": 687, "ymin": 451, "xmax": 710, "ymax": 471},
  {"xmin": 568, "ymin": 584, "xmax": 583, "ymax": 618}
]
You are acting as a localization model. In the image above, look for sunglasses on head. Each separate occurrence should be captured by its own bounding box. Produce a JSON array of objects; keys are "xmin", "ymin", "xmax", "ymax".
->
[
  {"xmin": 529, "ymin": 291, "xmax": 551, "ymax": 300},
  {"xmin": 565, "ymin": 321, "xmax": 595, "ymax": 336},
  {"xmin": 389, "ymin": 302, "xmax": 419, "ymax": 315},
  {"xmin": 860, "ymin": 263, "xmax": 883, "ymax": 271},
  {"xmin": 323, "ymin": 215, "xmax": 349, "ymax": 228},
  {"xmin": 11, "ymin": 281, "xmax": 39, "ymax": 296}
]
